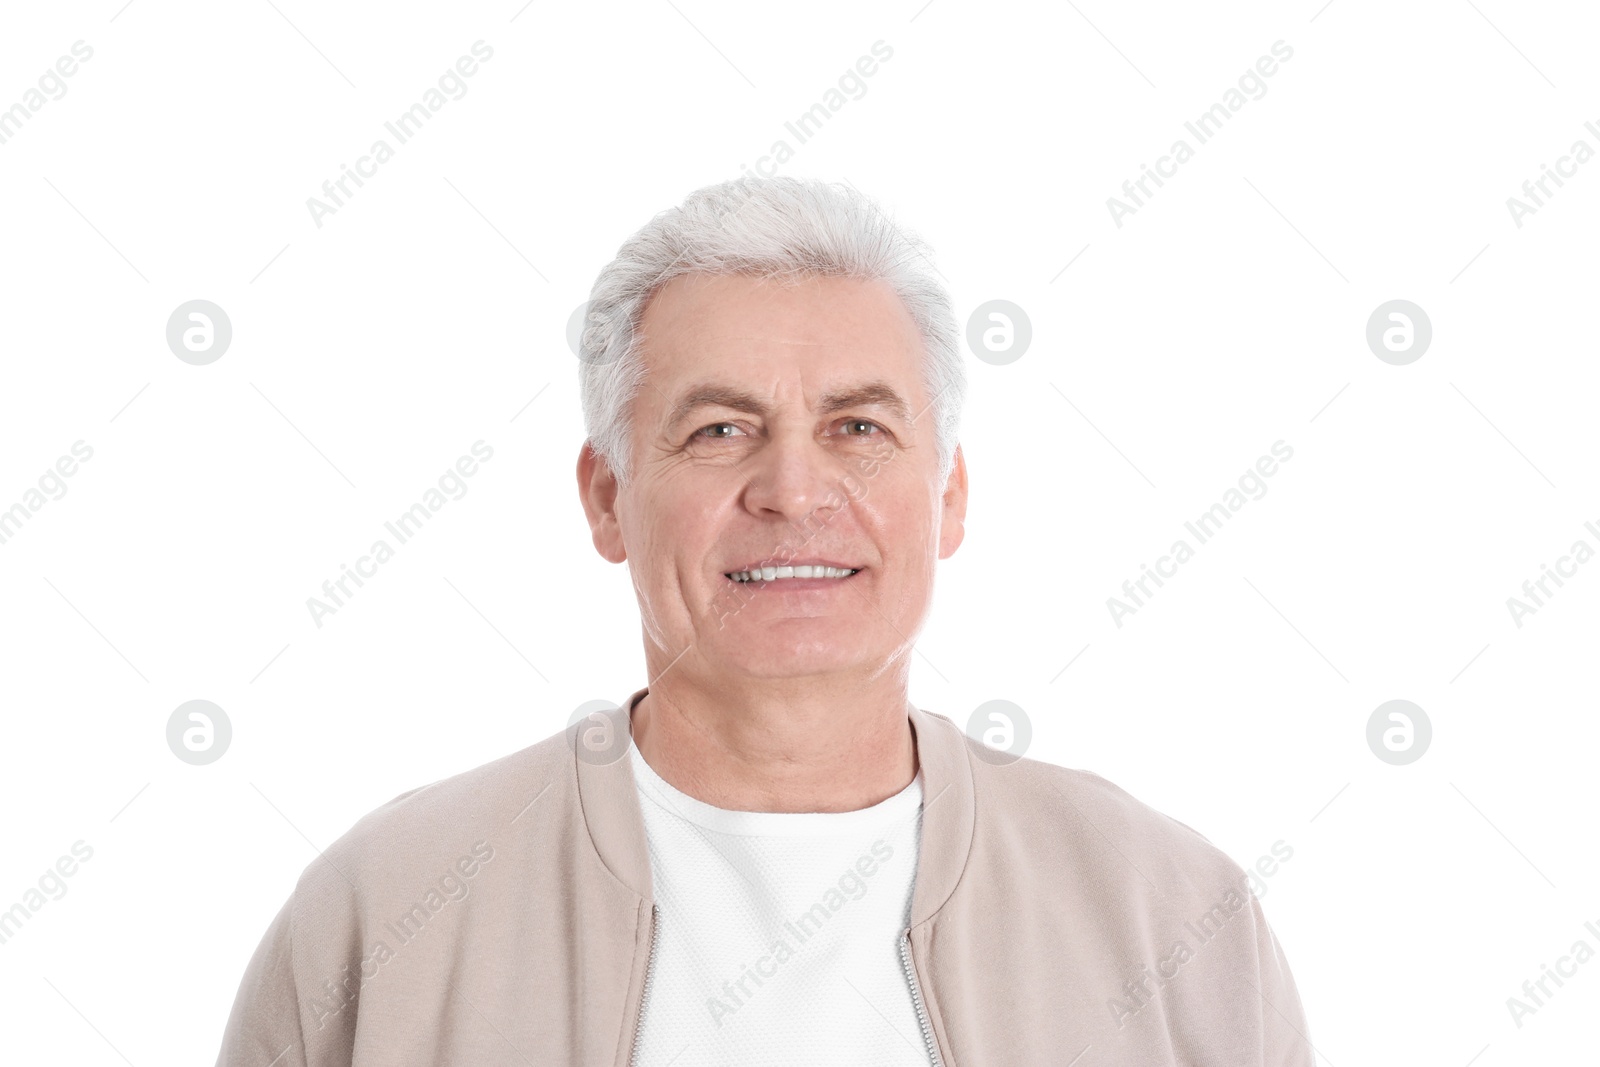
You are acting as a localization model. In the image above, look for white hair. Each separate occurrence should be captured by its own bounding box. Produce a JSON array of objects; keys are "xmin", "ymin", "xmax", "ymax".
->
[{"xmin": 576, "ymin": 176, "xmax": 965, "ymax": 490}]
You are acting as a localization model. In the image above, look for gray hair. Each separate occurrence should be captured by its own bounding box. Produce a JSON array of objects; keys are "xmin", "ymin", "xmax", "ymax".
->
[{"xmin": 576, "ymin": 176, "xmax": 965, "ymax": 490}]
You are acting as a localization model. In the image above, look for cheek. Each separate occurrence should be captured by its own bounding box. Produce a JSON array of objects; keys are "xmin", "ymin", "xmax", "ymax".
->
[
  {"xmin": 638, "ymin": 497, "xmax": 720, "ymax": 580},
  {"xmin": 874, "ymin": 486, "xmax": 937, "ymax": 537}
]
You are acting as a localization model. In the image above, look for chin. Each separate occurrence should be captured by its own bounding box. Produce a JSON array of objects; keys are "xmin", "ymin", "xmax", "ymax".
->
[{"xmin": 712, "ymin": 637, "xmax": 872, "ymax": 678}]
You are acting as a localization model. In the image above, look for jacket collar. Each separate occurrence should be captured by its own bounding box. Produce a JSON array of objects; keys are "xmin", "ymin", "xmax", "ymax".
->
[{"xmin": 574, "ymin": 685, "xmax": 975, "ymax": 928}]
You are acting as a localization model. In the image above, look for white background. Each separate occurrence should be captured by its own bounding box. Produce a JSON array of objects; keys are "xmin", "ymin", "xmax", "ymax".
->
[{"xmin": 2, "ymin": 0, "xmax": 1597, "ymax": 1063}]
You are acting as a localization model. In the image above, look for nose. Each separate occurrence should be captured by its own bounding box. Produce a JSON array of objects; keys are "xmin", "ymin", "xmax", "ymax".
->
[{"xmin": 738, "ymin": 424, "xmax": 849, "ymax": 527}]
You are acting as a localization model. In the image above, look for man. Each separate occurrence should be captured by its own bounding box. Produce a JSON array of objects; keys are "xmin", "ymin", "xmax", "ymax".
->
[{"xmin": 216, "ymin": 176, "xmax": 1315, "ymax": 1065}]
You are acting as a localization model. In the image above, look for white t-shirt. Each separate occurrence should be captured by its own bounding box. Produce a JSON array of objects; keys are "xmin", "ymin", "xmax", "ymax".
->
[{"xmin": 627, "ymin": 741, "xmax": 934, "ymax": 1066}]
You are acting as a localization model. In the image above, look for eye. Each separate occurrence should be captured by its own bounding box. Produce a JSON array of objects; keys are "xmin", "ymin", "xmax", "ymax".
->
[
  {"xmin": 689, "ymin": 419, "xmax": 886, "ymax": 443},
  {"xmin": 839, "ymin": 418, "xmax": 884, "ymax": 436},
  {"xmin": 693, "ymin": 421, "xmax": 744, "ymax": 440}
]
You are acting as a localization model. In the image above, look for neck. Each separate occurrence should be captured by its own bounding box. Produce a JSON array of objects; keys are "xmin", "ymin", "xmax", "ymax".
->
[{"xmin": 629, "ymin": 672, "xmax": 919, "ymax": 813}]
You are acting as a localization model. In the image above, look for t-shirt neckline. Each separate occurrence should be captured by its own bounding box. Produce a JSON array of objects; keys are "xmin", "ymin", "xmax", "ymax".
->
[{"xmin": 628, "ymin": 742, "xmax": 924, "ymax": 838}]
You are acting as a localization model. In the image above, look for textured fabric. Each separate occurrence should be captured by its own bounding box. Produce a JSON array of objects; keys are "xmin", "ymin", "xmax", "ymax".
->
[
  {"xmin": 214, "ymin": 686, "xmax": 1317, "ymax": 1066},
  {"xmin": 627, "ymin": 742, "xmax": 933, "ymax": 1065}
]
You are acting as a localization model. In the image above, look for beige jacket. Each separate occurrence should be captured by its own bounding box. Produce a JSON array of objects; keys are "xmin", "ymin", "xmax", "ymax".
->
[{"xmin": 216, "ymin": 686, "xmax": 1315, "ymax": 1066}]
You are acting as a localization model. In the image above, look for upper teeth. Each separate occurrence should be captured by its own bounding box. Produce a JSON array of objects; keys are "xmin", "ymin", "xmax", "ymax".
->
[{"xmin": 728, "ymin": 565, "xmax": 858, "ymax": 582}]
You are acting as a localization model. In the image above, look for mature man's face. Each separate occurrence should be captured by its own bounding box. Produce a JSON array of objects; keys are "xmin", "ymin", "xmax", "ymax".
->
[{"xmin": 581, "ymin": 272, "xmax": 966, "ymax": 681}]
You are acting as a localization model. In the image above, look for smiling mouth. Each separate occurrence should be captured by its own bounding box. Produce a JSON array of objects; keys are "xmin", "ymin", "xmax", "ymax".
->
[{"xmin": 723, "ymin": 565, "xmax": 863, "ymax": 583}]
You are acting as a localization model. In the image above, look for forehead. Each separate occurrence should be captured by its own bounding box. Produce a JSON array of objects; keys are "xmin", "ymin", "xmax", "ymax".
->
[{"xmin": 635, "ymin": 272, "xmax": 925, "ymax": 381}]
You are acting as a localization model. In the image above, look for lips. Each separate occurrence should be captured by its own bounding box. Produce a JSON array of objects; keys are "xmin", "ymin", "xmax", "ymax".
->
[
  {"xmin": 722, "ymin": 557, "xmax": 865, "ymax": 575},
  {"xmin": 724, "ymin": 564, "xmax": 863, "ymax": 586}
]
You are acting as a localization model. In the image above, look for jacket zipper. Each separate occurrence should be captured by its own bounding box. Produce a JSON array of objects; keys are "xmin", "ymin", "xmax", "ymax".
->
[
  {"xmin": 628, "ymin": 903, "xmax": 660, "ymax": 1067},
  {"xmin": 899, "ymin": 928, "xmax": 946, "ymax": 1067}
]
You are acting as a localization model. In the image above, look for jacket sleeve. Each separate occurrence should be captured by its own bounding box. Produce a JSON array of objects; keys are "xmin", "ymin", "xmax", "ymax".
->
[
  {"xmin": 215, "ymin": 884, "xmax": 358, "ymax": 1067},
  {"xmin": 1247, "ymin": 892, "xmax": 1316, "ymax": 1067},
  {"xmin": 215, "ymin": 891, "xmax": 309, "ymax": 1066}
]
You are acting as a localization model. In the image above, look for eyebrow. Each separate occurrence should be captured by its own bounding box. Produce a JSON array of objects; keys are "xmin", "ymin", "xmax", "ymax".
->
[{"xmin": 664, "ymin": 380, "xmax": 917, "ymax": 433}]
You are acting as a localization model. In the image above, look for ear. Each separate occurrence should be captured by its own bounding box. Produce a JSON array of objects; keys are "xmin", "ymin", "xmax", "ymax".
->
[
  {"xmin": 938, "ymin": 444, "xmax": 968, "ymax": 560},
  {"xmin": 576, "ymin": 441, "xmax": 628, "ymax": 564}
]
